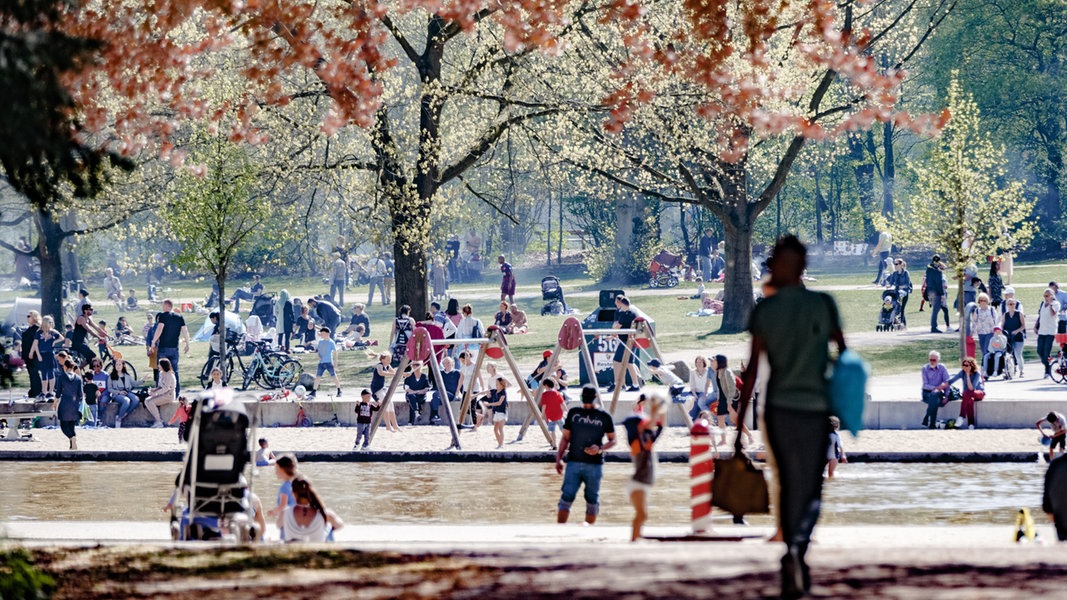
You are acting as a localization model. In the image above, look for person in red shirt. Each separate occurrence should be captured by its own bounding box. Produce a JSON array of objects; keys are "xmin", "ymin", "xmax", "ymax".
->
[{"xmin": 539, "ymin": 378, "xmax": 568, "ymax": 447}]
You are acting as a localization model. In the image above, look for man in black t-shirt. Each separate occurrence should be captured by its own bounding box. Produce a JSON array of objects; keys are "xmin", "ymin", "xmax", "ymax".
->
[
  {"xmin": 555, "ymin": 385, "xmax": 616, "ymax": 524},
  {"xmin": 150, "ymin": 299, "xmax": 190, "ymax": 392},
  {"xmin": 608, "ymin": 296, "xmax": 641, "ymax": 392}
]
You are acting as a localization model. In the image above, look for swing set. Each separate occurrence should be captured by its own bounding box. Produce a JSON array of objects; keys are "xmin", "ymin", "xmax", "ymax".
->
[
  {"xmin": 366, "ymin": 325, "xmax": 555, "ymax": 449},
  {"xmin": 515, "ymin": 316, "xmax": 694, "ymax": 441}
]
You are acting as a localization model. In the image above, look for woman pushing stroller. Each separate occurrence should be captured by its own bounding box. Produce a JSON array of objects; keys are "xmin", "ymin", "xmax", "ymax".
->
[{"xmin": 884, "ymin": 259, "xmax": 913, "ymax": 328}]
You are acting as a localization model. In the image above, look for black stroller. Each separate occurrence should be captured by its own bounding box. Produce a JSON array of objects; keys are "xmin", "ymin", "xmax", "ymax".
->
[
  {"xmin": 251, "ymin": 293, "xmax": 276, "ymax": 328},
  {"xmin": 170, "ymin": 389, "xmax": 257, "ymax": 542},
  {"xmin": 876, "ymin": 289, "xmax": 904, "ymax": 332},
  {"xmin": 540, "ymin": 276, "xmax": 568, "ymax": 316}
]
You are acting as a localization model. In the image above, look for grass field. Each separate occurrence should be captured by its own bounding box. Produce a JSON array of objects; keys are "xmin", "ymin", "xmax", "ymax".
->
[{"xmin": 2, "ymin": 259, "xmax": 1063, "ymax": 392}]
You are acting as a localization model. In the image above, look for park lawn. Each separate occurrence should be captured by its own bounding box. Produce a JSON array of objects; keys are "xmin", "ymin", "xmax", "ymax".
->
[{"xmin": 3, "ymin": 258, "xmax": 1064, "ymax": 393}]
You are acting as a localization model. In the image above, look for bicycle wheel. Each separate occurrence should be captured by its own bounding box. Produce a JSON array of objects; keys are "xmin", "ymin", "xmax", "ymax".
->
[
  {"xmin": 1051, "ymin": 352, "xmax": 1067, "ymax": 384},
  {"xmin": 272, "ymin": 359, "xmax": 303, "ymax": 389},
  {"xmin": 258, "ymin": 353, "xmax": 291, "ymax": 388},
  {"xmin": 104, "ymin": 358, "xmax": 138, "ymax": 382}
]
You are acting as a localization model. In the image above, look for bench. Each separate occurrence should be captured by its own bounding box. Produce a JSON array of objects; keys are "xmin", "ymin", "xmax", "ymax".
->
[{"xmin": 0, "ymin": 404, "xmax": 57, "ymax": 440}]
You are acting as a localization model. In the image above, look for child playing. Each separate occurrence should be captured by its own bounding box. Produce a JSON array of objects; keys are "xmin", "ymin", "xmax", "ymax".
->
[
  {"xmin": 31, "ymin": 315, "xmax": 62, "ymax": 399},
  {"xmin": 96, "ymin": 320, "xmax": 111, "ymax": 361},
  {"xmin": 81, "ymin": 367, "xmax": 99, "ymax": 427},
  {"xmin": 481, "ymin": 376, "xmax": 509, "ymax": 449},
  {"xmin": 256, "ymin": 438, "xmax": 276, "ymax": 467},
  {"xmin": 168, "ymin": 396, "xmax": 192, "ymax": 442},
  {"xmin": 539, "ymin": 378, "xmax": 568, "ymax": 447},
  {"xmin": 622, "ymin": 393, "xmax": 666, "ymax": 541},
  {"xmin": 1037, "ymin": 411, "xmax": 1067, "ymax": 462},
  {"xmin": 353, "ymin": 389, "xmax": 379, "ymax": 450},
  {"xmin": 827, "ymin": 416, "xmax": 847, "ymax": 478},
  {"xmin": 268, "ymin": 454, "xmax": 298, "ymax": 518},
  {"xmin": 312, "ymin": 327, "xmax": 341, "ymax": 398},
  {"xmin": 126, "ymin": 289, "xmax": 139, "ymax": 310}
]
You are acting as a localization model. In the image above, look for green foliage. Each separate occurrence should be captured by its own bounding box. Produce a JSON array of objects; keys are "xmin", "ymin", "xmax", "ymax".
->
[
  {"xmin": 0, "ymin": 548, "xmax": 56, "ymax": 600},
  {"xmin": 163, "ymin": 136, "xmax": 259, "ymax": 280},
  {"xmin": 876, "ymin": 75, "xmax": 1035, "ymax": 274}
]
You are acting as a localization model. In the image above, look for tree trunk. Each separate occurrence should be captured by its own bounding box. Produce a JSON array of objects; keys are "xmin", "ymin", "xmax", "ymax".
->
[
  {"xmin": 35, "ymin": 207, "xmax": 67, "ymax": 328},
  {"xmin": 392, "ymin": 236, "xmax": 428, "ymax": 317},
  {"xmin": 956, "ymin": 276, "xmax": 967, "ymax": 361},
  {"xmin": 60, "ymin": 212, "xmax": 81, "ymax": 282},
  {"xmin": 849, "ymin": 132, "xmax": 877, "ymax": 242},
  {"xmin": 608, "ymin": 192, "xmax": 639, "ymax": 283},
  {"xmin": 217, "ymin": 274, "xmax": 228, "ymax": 383},
  {"xmin": 719, "ymin": 212, "xmax": 754, "ymax": 334},
  {"xmin": 881, "ymin": 121, "xmax": 896, "ymax": 216}
]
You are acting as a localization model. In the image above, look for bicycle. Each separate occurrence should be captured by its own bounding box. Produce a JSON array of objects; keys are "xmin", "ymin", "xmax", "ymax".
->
[
  {"xmin": 199, "ymin": 338, "xmax": 302, "ymax": 390},
  {"xmin": 69, "ymin": 343, "xmax": 139, "ymax": 382},
  {"xmin": 1050, "ymin": 348, "xmax": 1067, "ymax": 384}
]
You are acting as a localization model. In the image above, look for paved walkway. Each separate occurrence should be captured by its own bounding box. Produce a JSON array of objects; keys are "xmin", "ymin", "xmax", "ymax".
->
[{"xmin": 6, "ymin": 523, "xmax": 1066, "ymax": 598}]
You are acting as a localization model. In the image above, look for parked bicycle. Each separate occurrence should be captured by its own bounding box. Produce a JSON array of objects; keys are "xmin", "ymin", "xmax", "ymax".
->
[{"xmin": 199, "ymin": 337, "xmax": 302, "ymax": 390}]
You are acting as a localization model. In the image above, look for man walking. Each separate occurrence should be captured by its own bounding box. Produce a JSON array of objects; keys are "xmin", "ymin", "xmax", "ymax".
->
[
  {"xmin": 330, "ymin": 252, "xmax": 347, "ymax": 307},
  {"xmin": 924, "ymin": 255, "xmax": 946, "ymax": 333},
  {"xmin": 556, "ymin": 385, "xmax": 616, "ymax": 525},
  {"xmin": 739, "ymin": 235, "xmax": 846, "ymax": 598},
  {"xmin": 150, "ymin": 299, "xmax": 190, "ymax": 392},
  {"xmin": 698, "ymin": 229, "xmax": 715, "ymax": 281},
  {"xmin": 366, "ymin": 253, "xmax": 386, "ymax": 306}
]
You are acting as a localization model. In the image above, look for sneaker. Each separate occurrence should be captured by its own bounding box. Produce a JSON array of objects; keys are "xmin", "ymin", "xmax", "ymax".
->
[
  {"xmin": 336, "ymin": 389, "xmax": 342, "ymax": 398},
  {"xmin": 115, "ymin": 417, "xmax": 122, "ymax": 429},
  {"xmin": 361, "ymin": 444, "xmax": 368, "ymax": 450},
  {"xmin": 151, "ymin": 421, "xmax": 164, "ymax": 428},
  {"xmin": 604, "ymin": 384, "xmax": 616, "ymax": 392},
  {"xmin": 625, "ymin": 385, "xmax": 640, "ymax": 392}
]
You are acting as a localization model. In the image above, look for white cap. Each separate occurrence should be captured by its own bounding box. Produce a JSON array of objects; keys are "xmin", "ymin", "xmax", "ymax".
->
[{"xmin": 1004, "ymin": 286, "xmax": 1015, "ymax": 295}]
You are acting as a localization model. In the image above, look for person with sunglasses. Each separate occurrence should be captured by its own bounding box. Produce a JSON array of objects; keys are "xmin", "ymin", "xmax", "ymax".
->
[
  {"xmin": 885, "ymin": 258, "xmax": 913, "ymax": 328},
  {"xmin": 921, "ymin": 351, "xmax": 951, "ymax": 428},
  {"xmin": 1001, "ymin": 298, "xmax": 1026, "ymax": 378},
  {"xmin": 943, "ymin": 357, "xmax": 985, "ymax": 429}
]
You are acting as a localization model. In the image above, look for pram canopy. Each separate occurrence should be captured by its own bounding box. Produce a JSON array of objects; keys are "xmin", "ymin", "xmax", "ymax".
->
[{"xmin": 652, "ymin": 250, "xmax": 684, "ymax": 270}]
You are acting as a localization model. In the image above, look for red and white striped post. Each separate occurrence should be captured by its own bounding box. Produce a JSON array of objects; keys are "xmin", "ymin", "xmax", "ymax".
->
[{"xmin": 690, "ymin": 417, "xmax": 714, "ymax": 533}]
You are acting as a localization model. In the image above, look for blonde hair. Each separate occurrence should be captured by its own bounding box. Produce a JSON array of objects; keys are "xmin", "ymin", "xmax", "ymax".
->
[{"xmin": 41, "ymin": 315, "xmax": 55, "ymax": 330}]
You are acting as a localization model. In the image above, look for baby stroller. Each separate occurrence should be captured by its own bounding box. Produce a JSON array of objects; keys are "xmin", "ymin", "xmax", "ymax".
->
[
  {"xmin": 649, "ymin": 250, "xmax": 683, "ymax": 288},
  {"xmin": 876, "ymin": 289, "xmax": 904, "ymax": 332},
  {"xmin": 170, "ymin": 389, "xmax": 257, "ymax": 542},
  {"xmin": 540, "ymin": 276, "xmax": 568, "ymax": 316},
  {"xmin": 251, "ymin": 293, "xmax": 276, "ymax": 329}
]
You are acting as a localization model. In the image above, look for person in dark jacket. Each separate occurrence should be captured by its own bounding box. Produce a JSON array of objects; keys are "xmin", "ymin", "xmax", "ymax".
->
[
  {"xmin": 53, "ymin": 358, "xmax": 84, "ymax": 450},
  {"xmin": 885, "ymin": 258, "xmax": 913, "ymax": 328},
  {"xmin": 924, "ymin": 255, "xmax": 947, "ymax": 333},
  {"xmin": 21, "ymin": 310, "xmax": 42, "ymax": 399},
  {"xmin": 278, "ymin": 290, "xmax": 295, "ymax": 352}
]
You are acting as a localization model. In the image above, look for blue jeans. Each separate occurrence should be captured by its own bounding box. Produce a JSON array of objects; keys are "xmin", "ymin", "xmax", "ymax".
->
[
  {"xmin": 921, "ymin": 389, "xmax": 943, "ymax": 426},
  {"xmin": 157, "ymin": 347, "xmax": 181, "ymax": 392},
  {"xmin": 231, "ymin": 289, "xmax": 254, "ymax": 312},
  {"xmin": 330, "ymin": 279, "xmax": 345, "ymax": 307},
  {"xmin": 1038, "ymin": 334, "xmax": 1055, "ymax": 375},
  {"xmin": 558, "ymin": 461, "xmax": 603, "ymax": 515},
  {"xmin": 688, "ymin": 392, "xmax": 715, "ymax": 420},
  {"xmin": 977, "ymin": 333, "xmax": 993, "ymax": 358},
  {"xmin": 367, "ymin": 276, "xmax": 385, "ymax": 305},
  {"xmin": 929, "ymin": 293, "xmax": 944, "ymax": 330},
  {"xmin": 108, "ymin": 391, "xmax": 138, "ymax": 420}
]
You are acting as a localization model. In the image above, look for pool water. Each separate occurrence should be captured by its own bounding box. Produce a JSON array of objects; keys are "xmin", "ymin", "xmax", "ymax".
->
[{"xmin": 0, "ymin": 461, "xmax": 1047, "ymax": 527}]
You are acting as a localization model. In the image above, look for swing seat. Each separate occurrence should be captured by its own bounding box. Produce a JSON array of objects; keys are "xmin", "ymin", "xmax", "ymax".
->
[
  {"xmin": 635, "ymin": 338, "xmax": 651, "ymax": 349},
  {"xmin": 558, "ymin": 317, "xmax": 584, "ymax": 350},
  {"xmin": 485, "ymin": 346, "xmax": 504, "ymax": 359}
]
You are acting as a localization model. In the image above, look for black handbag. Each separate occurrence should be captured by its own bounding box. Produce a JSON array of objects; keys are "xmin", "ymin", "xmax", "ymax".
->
[{"xmin": 711, "ymin": 385, "xmax": 769, "ymax": 517}]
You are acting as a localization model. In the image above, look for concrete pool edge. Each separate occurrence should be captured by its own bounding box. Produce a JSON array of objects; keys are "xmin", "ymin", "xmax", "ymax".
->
[{"xmin": 0, "ymin": 450, "xmax": 1045, "ymax": 462}]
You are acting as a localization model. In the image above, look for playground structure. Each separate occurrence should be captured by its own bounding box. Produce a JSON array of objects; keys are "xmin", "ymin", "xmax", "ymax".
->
[
  {"xmin": 516, "ymin": 316, "xmax": 695, "ymax": 441},
  {"xmin": 367, "ymin": 325, "xmax": 555, "ymax": 449}
]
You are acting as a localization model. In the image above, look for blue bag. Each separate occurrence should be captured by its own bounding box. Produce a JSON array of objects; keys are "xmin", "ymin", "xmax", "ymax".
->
[{"xmin": 829, "ymin": 348, "xmax": 869, "ymax": 436}]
